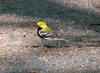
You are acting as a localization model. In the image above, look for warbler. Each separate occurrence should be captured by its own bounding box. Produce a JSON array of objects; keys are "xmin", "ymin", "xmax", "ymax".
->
[{"xmin": 36, "ymin": 21, "xmax": 69, "ymax": 47}]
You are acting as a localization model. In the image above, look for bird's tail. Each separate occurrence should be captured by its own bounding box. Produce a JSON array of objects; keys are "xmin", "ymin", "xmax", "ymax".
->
[{"xmin": 44, "ymin": 37, "xmax": 70, "ymax": 42}]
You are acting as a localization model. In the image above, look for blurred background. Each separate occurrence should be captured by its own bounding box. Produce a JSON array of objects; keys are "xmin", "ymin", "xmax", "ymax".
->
[{"xmin": 0, "ymin": 0, "xmax": 100, "ymax": 73}]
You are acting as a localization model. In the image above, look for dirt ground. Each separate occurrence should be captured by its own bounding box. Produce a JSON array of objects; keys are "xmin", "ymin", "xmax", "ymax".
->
[
  {"xmin": 0, "ymin": 14, "xmax": 99, "ymax": 73},
  {"xmin": 0, "ymin": 0, "xmax": 100, "ymax": 73}
]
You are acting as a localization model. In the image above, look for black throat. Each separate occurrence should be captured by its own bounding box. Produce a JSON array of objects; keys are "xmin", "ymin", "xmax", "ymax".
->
[{"xmin": 37, "ymin": 27, "xmax": 44, "ymax": 39}]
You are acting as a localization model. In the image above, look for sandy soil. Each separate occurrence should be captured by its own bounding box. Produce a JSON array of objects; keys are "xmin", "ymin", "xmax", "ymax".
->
[{"xmin": 0, "ymin": 15, "xmax": 99, "ymax": 73}]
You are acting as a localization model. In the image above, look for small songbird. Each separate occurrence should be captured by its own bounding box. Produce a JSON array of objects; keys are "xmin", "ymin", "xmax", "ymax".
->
[{"xmin": 36, "ymin": 21, "xmax": 69, "ymax": 47}]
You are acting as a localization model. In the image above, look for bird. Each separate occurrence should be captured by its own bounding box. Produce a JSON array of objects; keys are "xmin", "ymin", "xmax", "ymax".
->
[{"xmin": 36, "ymin": 21, "xmax": 70, "ymax": 47}]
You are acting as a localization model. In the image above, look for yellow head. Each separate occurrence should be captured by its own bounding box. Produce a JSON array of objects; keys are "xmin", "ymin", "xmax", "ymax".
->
[{"xmin": 37, "ymin": 21, "xmax": 52, "ymax": 32}]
